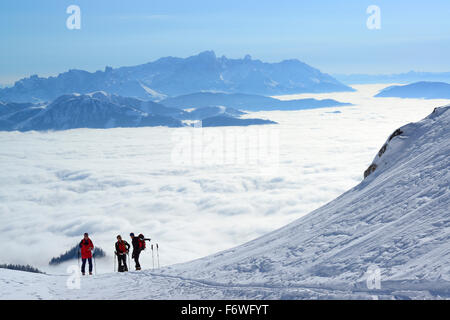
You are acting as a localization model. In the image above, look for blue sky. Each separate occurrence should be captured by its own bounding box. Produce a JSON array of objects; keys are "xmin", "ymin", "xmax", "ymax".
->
[{"xmin": 1, "ymin": 0, "xmax": 450, "ymax": 85}]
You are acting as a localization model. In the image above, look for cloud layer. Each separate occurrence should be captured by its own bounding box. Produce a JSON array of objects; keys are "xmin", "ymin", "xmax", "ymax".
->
[{"xmin": 0, "ymin": 84, "xmax": 444, "ymax": 273}]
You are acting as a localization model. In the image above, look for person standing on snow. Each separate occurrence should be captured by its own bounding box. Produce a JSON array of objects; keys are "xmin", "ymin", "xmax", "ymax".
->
[
  {"xmin": 115, "ymin": 235, "xmax": 130, "ymax": 272},
  {"xmin": 79, "ymin": 233, "xmax": 94, "ymax": 275},
  {"xmin": 130, "ymin": 233, "xmax": 141, "ymax": 270},
  {"xmin": 130, "ymin": 233, "xmax": 150, "ymax": 270}
]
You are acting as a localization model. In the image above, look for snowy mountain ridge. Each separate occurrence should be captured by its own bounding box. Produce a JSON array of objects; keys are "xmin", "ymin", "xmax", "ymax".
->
[
  {"xmin": 0, "ymin": 92, "xmax": 184, "ymax": 131},
  {"xmin": 0, "ymin": 51, "xmax": 353, "ymax": 103}
]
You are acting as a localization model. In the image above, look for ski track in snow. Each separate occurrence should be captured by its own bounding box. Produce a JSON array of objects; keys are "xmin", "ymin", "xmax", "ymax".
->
[{"xmin": 1, "ymin": 269, "xmax": 445, "ymax": 300}]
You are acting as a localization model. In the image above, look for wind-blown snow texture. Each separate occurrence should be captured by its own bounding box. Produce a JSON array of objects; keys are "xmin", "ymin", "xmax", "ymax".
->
[{"xmin": 1, "ymin": 105, "xmax": 448, "ymax": 299}]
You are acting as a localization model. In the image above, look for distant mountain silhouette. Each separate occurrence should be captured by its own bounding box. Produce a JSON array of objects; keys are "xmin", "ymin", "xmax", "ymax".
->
[
  {"xmin": 0, "ymin": 51, "xmax": 353, "ymax": 103},
  {"xmin": 201, "ymin": 115, "xmax": 277, "ymax": 127},
  {"xmin": 161, "ymin": 92, "xmax": 350, "ymax": 111},
  {"xmin": 375, "ymin": 82, "xmax": 450, "ymax": 99}
]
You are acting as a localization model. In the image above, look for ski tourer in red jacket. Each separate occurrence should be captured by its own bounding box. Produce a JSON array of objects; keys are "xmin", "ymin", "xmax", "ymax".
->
[
  {"xmin": 115, "ymin": 235, "xmax": 130, "ymax": 272},
  {"xmin": 79, "ymin": 235, "xmax": 94, "ymax": 259}
]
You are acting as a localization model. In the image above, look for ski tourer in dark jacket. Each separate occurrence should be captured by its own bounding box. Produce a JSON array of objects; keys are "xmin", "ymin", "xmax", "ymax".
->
[
  {"xmin": 131, "ymin": 234, "xmax": 140, "ymax": 254},
  {"xmin": 130, "ymin": 233, "xmax": 150, "ymax": 270}
]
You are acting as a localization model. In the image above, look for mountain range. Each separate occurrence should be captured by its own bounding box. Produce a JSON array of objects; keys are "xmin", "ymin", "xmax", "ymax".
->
[
  {"xmin": 0, "ymin": 88, "xmax": 353, "ymax": 131},
  {"xmin": 0, "ymin": 92, "xmax": 277, "ymax": 131},
  {"xmin": 0, "ymin": 51, "xmax": 354, "ymax": 103}
]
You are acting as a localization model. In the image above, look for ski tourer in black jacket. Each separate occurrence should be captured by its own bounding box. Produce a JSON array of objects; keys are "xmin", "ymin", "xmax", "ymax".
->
[{"xmin": 131, "ymin": 237, "xmax": 141, "ymax": 257}]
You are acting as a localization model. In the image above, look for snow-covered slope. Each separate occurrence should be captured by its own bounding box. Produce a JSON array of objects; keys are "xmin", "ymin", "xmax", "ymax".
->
[
  {"xmin": 163, "ymin": 105, "xmax": 450, "ymax": 291},
  {"xmin": 1, "ymin": 106, "xmax": 449, "ymax": 299},
  {"xmin": 162, "ymin": 104, "xmax": 449, "ymax": 298}
]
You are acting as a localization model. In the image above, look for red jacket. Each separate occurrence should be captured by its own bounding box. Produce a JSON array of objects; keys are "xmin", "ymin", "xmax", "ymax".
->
[
  {"xmin": 79, "ymin": 238, "xmax": 94, "ymax": 259},
  {"xmin": 115, "ymin": 240, "xmax": 130, "ymax": 255}
]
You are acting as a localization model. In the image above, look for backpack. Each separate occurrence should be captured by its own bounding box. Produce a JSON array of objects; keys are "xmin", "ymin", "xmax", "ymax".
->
[
  {"xmin": 138, "ymin": 234, "xmax": 146, "ymax": 250},
  {"xmin": 118, "ymin": 241, "xmax": 127, "ymax": 253}
]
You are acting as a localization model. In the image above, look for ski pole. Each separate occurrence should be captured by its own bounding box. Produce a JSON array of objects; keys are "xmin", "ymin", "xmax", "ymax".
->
[
  {"xmin": 114, "ymin": 251, "xmax": 116, "ymax": 272},
  {"xmin": 93, "ymin": 253, "xmax": 97, "ymax": 275},
  {"xmin": 77, "ymin": 249, "xmax": 80, "ymax": 270},
  {"xmin": 156, "ymin": 243, "xmax": 160, "ymax": 269},
  {"xmin": 151, "ymin": 244, "xmax": 154, "ymax": 271}
]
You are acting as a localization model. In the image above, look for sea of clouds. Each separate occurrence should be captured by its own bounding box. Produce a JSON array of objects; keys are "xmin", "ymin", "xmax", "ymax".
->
[{"xmin": 0, "ymin": 84, "xmax": 446, "ymax": 273}]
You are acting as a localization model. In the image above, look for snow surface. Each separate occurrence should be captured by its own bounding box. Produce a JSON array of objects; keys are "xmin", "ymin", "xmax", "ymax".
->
[{"xmin": 0, "ymin": 92, "xmax": 449, "ymax": 299}]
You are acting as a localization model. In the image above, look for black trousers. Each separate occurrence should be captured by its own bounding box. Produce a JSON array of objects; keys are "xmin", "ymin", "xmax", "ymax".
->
[
  {"xmin": 132, "ymin": 250, "xmax": 141, "ymax": 269},
  {"xmin": 117, "ymin": 254, "xmax": 128, "ymax": 272},
  {"xmin": 81, "ymin": 258, "xmax": 92, "ymax": 274}
]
